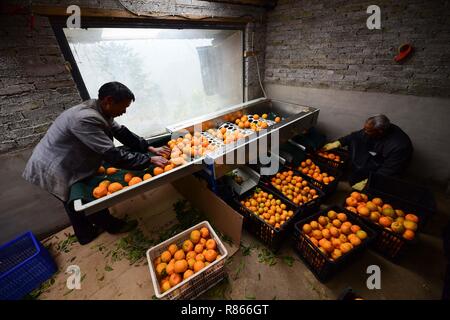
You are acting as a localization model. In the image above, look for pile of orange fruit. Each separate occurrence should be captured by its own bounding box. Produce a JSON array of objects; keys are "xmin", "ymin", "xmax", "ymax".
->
[
  {"xmin": 302, "ymin": 210, "xmax": 369, "ymax": 261},
  {"xmin": 207, "ymin": 127, "xmax": 247, "ymax": 144},
  {"xmin": 234, "ymin": 114, "xmax": 281, "ymax": 132},
  {"xmin": 270, "ymin": 170, "xmax": 320, "ymax": 205},
  {"xmin": 241, "ymin": 188, "xmax": 295, "ymax": 229},
  {"xmin": 92, "ymin": 166, "xmax": 174, "ymax": 199},
  {"xmin": 167, "ymin": 132, "xmax": 218, "ymax": 161},
  {"xmin": 297, "ymin": 159, "xmax": 335, "ymax": 185},
  {"xmin": 153, "ymin": 227, "xmax": 221, "ymax": 293},
  {"xmin": 316, "ymin": 151, "xmax": 343, "ymax": 163},
  {"xmin": 345, "ymin": 192, "xmax": 419, "ymax": 240}
]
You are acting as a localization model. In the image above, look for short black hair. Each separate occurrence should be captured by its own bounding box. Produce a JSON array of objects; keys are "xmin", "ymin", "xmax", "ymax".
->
[{"xmin": 98, "ymin": 82, "xmax": 135, "ymax": 102}]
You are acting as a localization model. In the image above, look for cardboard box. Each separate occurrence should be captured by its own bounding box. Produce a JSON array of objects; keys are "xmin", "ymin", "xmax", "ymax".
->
[{"xmin": 172, "ymin": 174, "xmax": 243, "ymax": 248}]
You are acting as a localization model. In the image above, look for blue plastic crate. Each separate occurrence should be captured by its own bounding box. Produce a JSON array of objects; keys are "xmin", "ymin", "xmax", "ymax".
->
[{"xmin": 0, "ymin": 231, "xmax": 57, "ymax": 300}]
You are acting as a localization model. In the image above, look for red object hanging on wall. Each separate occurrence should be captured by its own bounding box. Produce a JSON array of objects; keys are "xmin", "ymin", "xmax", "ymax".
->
[{"xmin": 394, "ymin": 43, "xmax": 413, "ymax": 62}]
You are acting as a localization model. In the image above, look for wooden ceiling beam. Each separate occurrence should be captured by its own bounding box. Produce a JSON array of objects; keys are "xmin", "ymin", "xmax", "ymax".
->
[
  {"xmin": 31, "ymin": 5, "xmax": 257, "ymax": 25},
  {"xmin": 203, "ymin": 0, "xmax": 277, "ymax": 9}
]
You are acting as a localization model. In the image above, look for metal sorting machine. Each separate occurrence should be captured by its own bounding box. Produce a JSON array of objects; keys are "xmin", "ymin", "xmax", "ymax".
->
[{"xmin": 74, "ymin": 97, "xmax": 320, "ymax": 214}]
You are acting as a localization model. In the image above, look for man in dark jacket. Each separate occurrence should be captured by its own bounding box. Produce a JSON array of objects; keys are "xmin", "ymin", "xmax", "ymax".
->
[
  {"xmin": 323, "ymin": 114, "xmax": 413, "ymax": 190},
  {"xmin": 23, "ymin": 82, "xmax": 170, "ymax": 244}
]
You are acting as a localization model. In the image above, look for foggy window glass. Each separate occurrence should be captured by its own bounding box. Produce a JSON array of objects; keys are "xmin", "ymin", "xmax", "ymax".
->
[{"xmin": 64, "ymin": 28, "xmax": 243, "ymax": 139}]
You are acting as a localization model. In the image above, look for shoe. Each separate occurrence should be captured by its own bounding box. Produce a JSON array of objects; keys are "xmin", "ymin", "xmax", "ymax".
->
[{"xmin": 104, "ymin": 217, "xmax": 138, "ymax": 234}]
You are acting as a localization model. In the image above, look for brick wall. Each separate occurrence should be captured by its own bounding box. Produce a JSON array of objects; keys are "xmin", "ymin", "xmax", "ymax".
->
[
  {"xmin": 0, "ymin": 0, "xmax": 267, "ymax": 154},
  {"xmin": 265, "ymin": 0, "xmax": 450, "ymax": 97},
  {"xmin": 0, "ymin": 15, "xmax": 81, "ymax": 153}
]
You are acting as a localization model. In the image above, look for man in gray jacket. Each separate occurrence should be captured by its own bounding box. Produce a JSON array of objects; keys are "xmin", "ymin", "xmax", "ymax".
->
[{"xmin": 23, "ymin": 82, "xmax": 170, "ymax": 245}]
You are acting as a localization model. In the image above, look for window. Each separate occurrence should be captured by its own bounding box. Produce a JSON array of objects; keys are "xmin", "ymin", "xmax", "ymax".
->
[{"xmin": 63, "ymin": 27, "xmax": 244, "ymax": 139}]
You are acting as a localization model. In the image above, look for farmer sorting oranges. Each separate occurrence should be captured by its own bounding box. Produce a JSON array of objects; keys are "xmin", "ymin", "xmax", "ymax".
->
[
  {"xmin": 323, "ymin": 114, "xmax": 413, "ymax": 191},
  {"xmin": 22, "ymin": 82, "xmax": 170, "ymax": 245}
]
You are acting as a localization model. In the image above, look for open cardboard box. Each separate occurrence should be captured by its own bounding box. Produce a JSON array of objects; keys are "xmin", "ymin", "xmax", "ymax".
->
[{"xmin": 171, "ymin": 174, "xmax": 243, "ymax": 255}]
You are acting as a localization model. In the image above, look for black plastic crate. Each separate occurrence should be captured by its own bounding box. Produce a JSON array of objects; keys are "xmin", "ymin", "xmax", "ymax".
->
[
  {"xmin": 258, "ymin": 166, "xmax": 326, "ymax": 216},
  {"xmin": 367, "ymin": 172, "xmax": 436, "ymax": 227},
  {"xmin": 344, "ymin": 191, "xmax": 425, "ymax": 260},
  {"xmin": 233, "ymin": 183, "xmax": 305, "ymax": 252},
  {"xmin": 293, "ymin": 206, "xmax": 376, "ymax": 282},
  {"xmin": 290, "ymin": 160, "xmax": 342, "ymax": 197},
  {"xmin": 313, "ymin": 148, "xmax": 350, "ymax": 171}
]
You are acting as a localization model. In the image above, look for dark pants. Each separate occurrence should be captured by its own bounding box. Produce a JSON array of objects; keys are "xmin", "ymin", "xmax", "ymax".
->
[{"xmin": 62, "ymin": 201, "xmax": 113, "ymax": 244}]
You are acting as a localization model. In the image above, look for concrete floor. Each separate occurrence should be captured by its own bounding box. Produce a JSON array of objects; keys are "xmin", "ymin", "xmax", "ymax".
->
[{"xmin": 31, "ymin": 180, "xmax": 448, "ymax": 300}]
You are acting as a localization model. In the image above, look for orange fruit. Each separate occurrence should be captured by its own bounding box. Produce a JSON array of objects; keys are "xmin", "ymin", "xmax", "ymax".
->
[
  {"xmin": 186, "ymin": 251, "xmax": 196, "ymax": 260},
  {"xmin": 351, "ymin": 191, "xmax": 362, "ymax": 201},
  {"xmin": 128, "ymin": 176, "xmax": 142, "ymax": 186},
  {"xmin": 194, "ymin": 244, "xmax": 204, "ymax": 254},
  {"xmin": 97, "ymin": 166, "xmax": 105, "ymax": 175},
  {"xmin": 161, "ymin": 280, "xmax": 171, "ymax": 292},
  {"xmin": 200, "ymin": 227, "xmax": 210, "ymax": 239},
  {"xmin": 182, "ymin": 240, "xmax": 194, "ymax": 253},
  {"xmin": 160, "ymin": 251, "xmax": 172, "ymax": 263},
  {"xmin": 379, "ymin": 216, "xmax": 393, "ymax": 228},
  {"xmin": 168, "ymin": 244, "xmax": 178, "ymax": 256},
  {"xmin": 356, "ymin": 230, "xmax": 368, "ymax": 240},
  {"xmin": 174, "ymin": 249, "xmax": 185, "ymax": 261},
  {"xmin": 357, "ymin": 206, "xmax": 370, "ymax": 217},
  {"xmin": 183, "ymin": 269, "xmax": 194, "ymax": 280},
  {"xmin": 124, "ymin": 172, "xmax": 134, "ymax": 183},
  {"xmin": 99, "ymin": 180, "xmax": 111, "ymax": 188},
  {"xmin": 187, "ymin": 258, "xmax": 196, "ymax": 270},
  {"xmin": 166, "ymin": 261, "xmax": 175, "ymax": 275},
  {"xmin": 156, "ymin": 263, "xmax": 167, "ymax": 277},
  {"xmin": 93, "ymin": 185, "xmax": 108, "ymax": 199},
  {"xmin": 262, "ymin": 113, "xmax": 268, "ymax": 119},
  {"xmin": 169, "ymin": 273, "xmax": 182, "ymax": 287},
  {"xmin": 345, "ymin": 197, "xmax": 358, "ymax": 207},
  {"xmin": 143, "ymin": 173, "xmax": 152, "ymax": 180},
  {"xmin": 153, "ymin": 257, "xmax": 161, "ymax": 267},
  {"xmin": 108, "ymin": 182, "xmax": 123, "ymax": 193},
  {"xmin": 195, "ymin": 254, "xmax": 205, "ymax": 262},
  {"xmin": 193, "ymin": 260, "xmax": 205, "ymax": 273},
  {"xmin": 205, "ymin": 239, "xmax": 216, "ymax": 250},
  {"xmin": 153, "ymin": 167, "xmax": 164, "ymax": 176},
  {"xmin": 337, "ymin": 213, "xmax": 347, "ymax": 222},
  {"xmin": 106, "ymin": 167, "xmax": 118, "ymax": 175},
  {"xmin": 204, "ymin": 249, "xmax": 218, "ymax": 262},
  {"xmin": 190, "ymin": 230, "xmax": 201, "ymax": 244},
  {"xmin": 164, "ymin": 164, "xmax": 174, "ymax": 172},
  {"xmin": 274, "ymin": 117, "xmax": 281, "ymax": 123},
  {"xmin": 405, "ymin": 214, "xmax": 419, "ymax": 223},
  {"xmin": 199, "ymin": 238, "xmax": 207, "ymax": 246},
  {"xmin": 372, "ymin": 198, "xmax": 383, "ymax": 207},
  {"xmin": 403, "ymin": 229, "xmax": 415, "ymax": 240},
  {"xmin": 351, "ymin": 225, "xmax": 361, "ymax": 233},
  {"xmin": 174, "ymin": 260, "xmax": 188, "ymax": 274}
]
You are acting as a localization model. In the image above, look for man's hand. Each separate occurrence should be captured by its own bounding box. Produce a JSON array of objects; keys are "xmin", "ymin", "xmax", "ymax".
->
[
  {"xmin": 150, "ymin": 156, "xmax": 168, "ymax": 168},
  {"xmin": 148, "ymin": 146, "xmax": 171, "ymax": 157},
  {"xmin": 322, "ymin": 141, "xmax": 341, "ymax": 151},
  {"xmin": 352, "ymin": 179, "xmax": 368, "ymax": 191}
]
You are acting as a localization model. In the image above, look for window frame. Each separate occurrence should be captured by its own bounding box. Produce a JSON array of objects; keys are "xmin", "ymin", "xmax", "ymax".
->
[{"xmin": 50, "ymin": 17, "xmax": 246, "ymax": 105}]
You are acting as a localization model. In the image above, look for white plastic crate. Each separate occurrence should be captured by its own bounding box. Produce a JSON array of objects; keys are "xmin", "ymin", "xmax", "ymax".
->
[{"xmin": 146, "ymin": 221, "xmax": 228, "ymax": 300}]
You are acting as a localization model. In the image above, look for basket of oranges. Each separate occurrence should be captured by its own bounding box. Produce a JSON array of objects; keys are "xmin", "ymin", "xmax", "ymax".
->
[
  {"xmin": 294, "ymin": 158, "xmax": 342, "ymax": 196},
  {"xmin": 235, "ymin": 183, "xmax": 303, "ymax": 252},
  {"xmin": 259, "ymin": 167, "xmax": 325, "ymax": 215},
  {"xmin": 147, "ymin": 221, "xmax": 228, "ymax": 300},
  {"xmin": 313, "ymin": 148, "xmax": 349, "ymax": 171},
  {"xmin": 344, "ymin": 191, "xmax": 424, "ymax": 259},
  {"xmin": 293, "ymin": 206, "xmax": 376, "ymax": 282}
]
